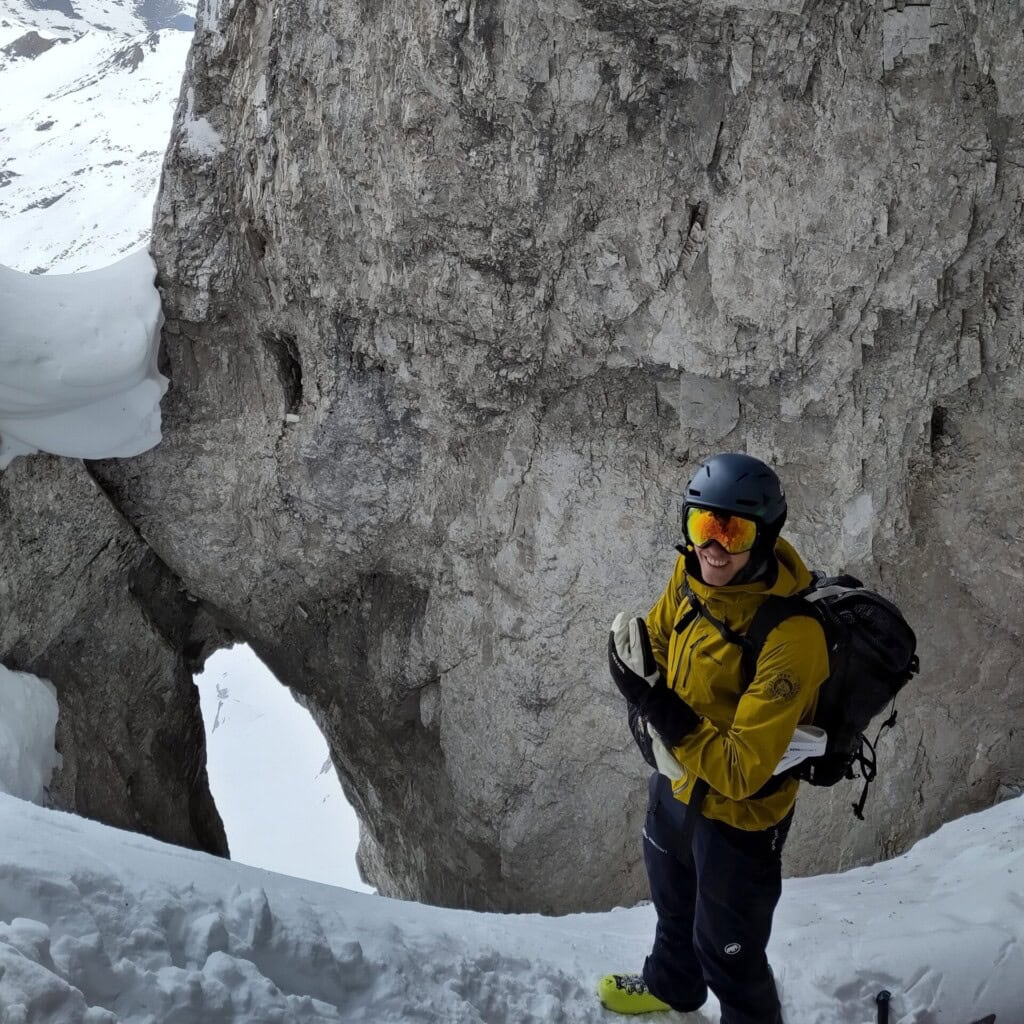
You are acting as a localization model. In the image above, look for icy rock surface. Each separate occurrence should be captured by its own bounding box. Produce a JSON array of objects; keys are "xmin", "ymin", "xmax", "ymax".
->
[{"xmin": 7, "ymin": 0, "xmax": 1024, "ymax": 912}]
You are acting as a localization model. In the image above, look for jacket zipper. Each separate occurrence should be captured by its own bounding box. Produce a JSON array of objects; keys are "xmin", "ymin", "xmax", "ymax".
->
[
  {"xmin": 679, "ymin": 633, "xmax": 706, "ymax": 696},
  {"xmin": 670, "ymin": 605, "xmax": 705, "ymax": 697},
  {"xmin": 669, "ymin": 602, "xmax": 697, "ymax": 683}
]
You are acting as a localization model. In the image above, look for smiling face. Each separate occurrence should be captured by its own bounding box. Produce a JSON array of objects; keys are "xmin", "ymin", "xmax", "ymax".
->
[{"xmin": 694, "ymin": 540, "xmax": 752, "ymax": 587}]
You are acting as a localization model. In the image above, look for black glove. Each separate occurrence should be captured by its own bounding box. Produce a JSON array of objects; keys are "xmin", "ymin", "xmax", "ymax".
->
[
  {"xmin": 639, "ymin": 684, "xmax": 700, "ymax": 748},
  {"xmin": 609, "ymin": 614, "xmax": 701, "ymax": 748},
  {"xmin": 627, "ymin": 702, "xmax": 658, "ymax": 769},
  {"xmin": 607, "ymin": 620, "xmax": 656, "ymax": 704}
]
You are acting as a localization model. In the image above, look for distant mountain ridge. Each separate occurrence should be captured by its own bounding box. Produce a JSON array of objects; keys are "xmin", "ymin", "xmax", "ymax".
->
[
  {"xmin": 6, "ymin": 0, "xmax": 194, "ymax": 34},
  {"xmin": 0, "ymin": 0, "xmax": 196, "ymax": 271}
]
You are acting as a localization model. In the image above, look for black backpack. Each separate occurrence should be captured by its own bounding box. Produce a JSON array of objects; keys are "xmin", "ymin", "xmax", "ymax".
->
[{"xmin": 737, "ymin": 572, "xmax": 920, "ymax": 818}]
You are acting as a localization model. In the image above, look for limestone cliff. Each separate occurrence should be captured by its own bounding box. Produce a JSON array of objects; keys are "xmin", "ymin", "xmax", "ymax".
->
[
  {"xmin": 0, "ymin": 458, "xmax": 228, "ymax": 856},
  {"xmin": 6, "ymin": 0, "xmax": 1024, "ymax": 912}
]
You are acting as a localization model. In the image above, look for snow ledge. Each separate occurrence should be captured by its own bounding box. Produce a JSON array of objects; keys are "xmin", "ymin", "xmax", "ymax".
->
[{"xmin": 0, "ymin": 249, "xmax": 168, "ymax": 468}]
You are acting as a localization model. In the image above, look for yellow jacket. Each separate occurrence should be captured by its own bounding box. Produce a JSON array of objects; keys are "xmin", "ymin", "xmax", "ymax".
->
[{"xmin": 645, "ymin": 538, "xmax": 830, "ymax": 831}]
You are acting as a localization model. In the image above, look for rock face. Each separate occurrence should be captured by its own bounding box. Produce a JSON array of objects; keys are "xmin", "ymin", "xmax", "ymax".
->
[
  {"xmin": 7, "ymin": 0, "xmax": 1024, "ymax": 912},
  {"xmin": 0, "ymin": 457, "xmax": 228, "ymax": 857}
]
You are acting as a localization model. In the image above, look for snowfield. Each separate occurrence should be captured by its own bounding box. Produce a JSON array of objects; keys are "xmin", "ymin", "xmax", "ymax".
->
[
  {"xmin": 0, "ymin": 6, "xmax": 193, "ymax": 273},
  {"xmin": 0, "ymin": 778, "xmax": 1020, "ymax": 1023},
  {"xmin": 0, "ymin": 0, "xmax": 194, "ymax": 37},
  {"xmin": 0, "ymin": 666, "xmax": 1020, "ymax": 1024}
]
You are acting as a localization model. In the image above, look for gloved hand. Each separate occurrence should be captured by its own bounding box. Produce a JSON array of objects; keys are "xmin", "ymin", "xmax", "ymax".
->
[
  {"xmin": 641, "ymin": 683, "xmax": 700, "ymax": 748},
  {"xmin": 608, "ymin": 614, "xmax": 700, "ymax": 747},
  {"xmin": 627, "ymin": 701, "xmax": 658, "ymax": 769},
  {"xmin": 648, "ymin": 723, "xmax": 685, "ymax": 780},
  {"xmin": 608, "ymin": 612, "xmax": 660, "ymax": 703}
]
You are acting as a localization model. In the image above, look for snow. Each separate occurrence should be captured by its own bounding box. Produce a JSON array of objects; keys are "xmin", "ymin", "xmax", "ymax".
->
[
  {"xmin": 0, "ymin": 665, "xmax": 60, "ymax": 802},
  {"xmin": 0, "ymin": 0, "xmax": 143, "ymax": 36},
  {"xmin": 0, "ymin": 249, "xmax": 167, "ymax": 467},
  {"xmin": 0, "ymin": 666, "xmax": 1019, "ymax": 1023},
  {"xmin": 182, "ymin": 86, "xmax": 223, "ymax": 156},
  {"xmin": 0, "ymin": 15, "xmax": 193, "ymax": 273},
  {"xmin": 196, "ymin": 646, "xmax": 372, "ymax": 894}
]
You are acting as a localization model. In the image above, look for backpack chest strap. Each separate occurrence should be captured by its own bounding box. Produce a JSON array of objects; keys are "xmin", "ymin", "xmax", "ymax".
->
[
  {"xmin": 680, "ymin": 583, "xmax": 817, "ymax": 690},
  {"xmin": 680, "ymin": 578, "xmax": 752, "ymax": 654}
]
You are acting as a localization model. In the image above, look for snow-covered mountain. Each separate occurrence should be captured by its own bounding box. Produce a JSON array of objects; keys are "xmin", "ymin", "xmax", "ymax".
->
[
  {"xmin": 0, "ymin": 0, "xmax": 193, "ymax": 34},
  {"xmin": 0, "ymin": 0, "xmax": 195, "ymax": 273}
]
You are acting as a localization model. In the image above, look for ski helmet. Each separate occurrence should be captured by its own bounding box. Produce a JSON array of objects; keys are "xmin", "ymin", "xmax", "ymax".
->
[{"xmin": 682, "ymin": 453, "xmax": 787, "ymax": 549}]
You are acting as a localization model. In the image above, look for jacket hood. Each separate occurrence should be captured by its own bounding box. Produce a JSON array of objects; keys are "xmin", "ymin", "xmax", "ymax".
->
[{"xmin": 681, "ymin": 536, "xmax": 813, "ymax": 603}]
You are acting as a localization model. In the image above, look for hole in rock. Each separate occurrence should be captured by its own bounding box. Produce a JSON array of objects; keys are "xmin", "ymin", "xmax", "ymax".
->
[
  {"xmin": 195, "ymin": 644, "xmax": 374, "ymax": 893},
  {"xmin": 930, "ymin": 405, "xmax": 948, "ymax": 448}
]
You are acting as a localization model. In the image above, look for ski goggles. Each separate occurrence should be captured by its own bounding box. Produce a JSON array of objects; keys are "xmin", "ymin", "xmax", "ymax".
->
[{"xmin": 684, "ymin": 506, "xmax": 758, "ymax": 555}]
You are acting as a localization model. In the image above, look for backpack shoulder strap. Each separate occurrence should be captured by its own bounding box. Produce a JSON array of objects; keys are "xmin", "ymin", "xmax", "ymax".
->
[
  {"xmin": 739, "ymin": 593, "xmax": 821, "ymax": 688},
  {"xmin": 680, "ymin": 577, "xmax": 751, "ymax": 650}
]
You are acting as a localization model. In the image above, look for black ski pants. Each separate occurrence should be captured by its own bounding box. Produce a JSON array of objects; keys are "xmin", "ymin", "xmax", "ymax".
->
[{"xmin": 641, "ymin": 773, "xmax": 791, "ymax": 1024}]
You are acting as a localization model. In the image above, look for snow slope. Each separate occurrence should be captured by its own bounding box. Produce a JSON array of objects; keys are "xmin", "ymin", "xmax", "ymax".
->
[
  {"xmin": 0, "ymin": 785, "xmax": 1020, "ymax": 1023},
  {"xmin": 0, "ymin": 1, "xmax": 194, "ymax": 36},
  {"xmin": 0, "ymin": 2, "xmax": 194, "ymax": 272},
  {"xmin": 196, "ymin": 646, "xmax": 373, "ymax": 895}
]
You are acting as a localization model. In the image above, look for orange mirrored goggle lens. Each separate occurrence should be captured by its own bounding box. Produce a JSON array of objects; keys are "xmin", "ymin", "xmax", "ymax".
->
[{"xmin": 685, "ymin": 507, "xmax": 758, "ymax": 555}]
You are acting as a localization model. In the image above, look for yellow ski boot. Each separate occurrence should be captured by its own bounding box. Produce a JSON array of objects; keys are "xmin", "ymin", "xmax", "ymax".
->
[{"xmin": 597, "ymin": 973, "xmax": 672, "ymax": 1014}]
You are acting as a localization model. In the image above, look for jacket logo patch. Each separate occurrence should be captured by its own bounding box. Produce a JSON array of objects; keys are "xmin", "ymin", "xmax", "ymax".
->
[
  {"xmin": 766, "ymin": 674, "xmax": 798, "ymax": 702},
  {"xmin": 724, "ymin": 942, "xmax": 742, "ymax": 955}
]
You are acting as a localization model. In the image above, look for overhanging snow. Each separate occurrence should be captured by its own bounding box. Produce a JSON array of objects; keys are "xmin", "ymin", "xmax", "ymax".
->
[{"xmin": 0, "ymin": 249, "xmax": 167, "ymax": 468}]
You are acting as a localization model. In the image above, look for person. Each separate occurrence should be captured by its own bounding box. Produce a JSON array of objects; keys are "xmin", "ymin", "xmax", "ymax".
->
[{"xmin": 598, "ymin": 452, "xmax": 830, "ymax": 1024}]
